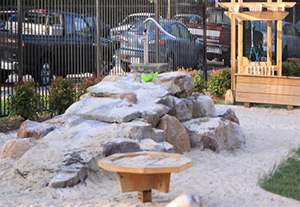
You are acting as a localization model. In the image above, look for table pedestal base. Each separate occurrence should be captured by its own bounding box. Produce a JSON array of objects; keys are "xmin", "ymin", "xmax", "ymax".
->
[{"xmin": 117, "ymin": 172, "xmax": 171, "ymax": 203}]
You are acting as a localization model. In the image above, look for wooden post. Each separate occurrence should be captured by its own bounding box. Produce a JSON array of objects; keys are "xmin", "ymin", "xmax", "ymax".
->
[
  {"xmin": 267, "ymin": 0, "xmax": 272, "ymax": 65},
  {"xmin": 231, "ymin": 0, "xmax": 236, "ymax": 90},
  {"xmin": 138, "ymin": 190, "xmax": 152, "ymax": 203},
  {"xmin": 277, "ymin": 0, "xmax": 283, "ymax": 76},
  {"xmin": 238, "ymin": 0, "xmax": 243, "ymax": 74}
]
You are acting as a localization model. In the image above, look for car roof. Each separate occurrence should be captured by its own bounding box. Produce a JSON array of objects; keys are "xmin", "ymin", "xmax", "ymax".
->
[
  {"xmin": 128, "ymin": 13, "xmax": 156, "ymax": 17},
  {"xmin": 174, "ymin": 14, "xmax": 200, "ymax": 17}
]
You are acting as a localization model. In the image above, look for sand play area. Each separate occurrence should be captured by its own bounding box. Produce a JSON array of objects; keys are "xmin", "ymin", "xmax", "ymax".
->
[{"xmin": 1, "ymin": 105, "xmax": 300, "ymax": 207}]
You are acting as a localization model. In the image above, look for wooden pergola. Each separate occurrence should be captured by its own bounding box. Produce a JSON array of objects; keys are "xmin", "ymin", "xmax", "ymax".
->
[{"xmin": 219, "ymin": 0, "xmax": 299, "ymax": 110}]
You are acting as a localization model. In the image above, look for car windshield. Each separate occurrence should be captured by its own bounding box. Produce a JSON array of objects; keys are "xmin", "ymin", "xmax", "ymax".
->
[
  {"xmin": 121, "ymin": 15, "xmax": 154, "ymax": 26},
  {"xmin": 174, "ymin": 16, "xmax": 192, "ymax": 24},
  {"xmin": 207, "ymin": 9, "xmax": 230, "ymax": 25},
  {"xmin": 130, "ymin": 20, "xmax": 170, "ymax": 33}
]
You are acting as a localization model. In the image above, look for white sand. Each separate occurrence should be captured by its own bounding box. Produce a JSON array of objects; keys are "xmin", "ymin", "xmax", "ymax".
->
[{"xmin": 1, "ymin": 106, "xmax": 300, "ymax": 207}]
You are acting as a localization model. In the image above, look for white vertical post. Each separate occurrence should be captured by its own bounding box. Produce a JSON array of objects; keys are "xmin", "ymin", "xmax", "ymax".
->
[{"xmin": 144, "ymin": 31, "xmax": 149, "ymax": 64}]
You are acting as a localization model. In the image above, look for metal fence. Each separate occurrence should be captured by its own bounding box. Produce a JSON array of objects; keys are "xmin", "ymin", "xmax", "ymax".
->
[
  {"xmin": 1, "ymin": 0, "xmax": 299, "ymax": 117},
  {"xmin": 0, "ymin": 0, "xmax": 211, "ymax": 117}
]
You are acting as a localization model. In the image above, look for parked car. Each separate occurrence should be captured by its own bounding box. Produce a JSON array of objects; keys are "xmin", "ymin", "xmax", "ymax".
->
[
  {"xmin": 110, "ymin": 13, "xmax": 159, "ymax": 46},
  {"xmin": 174, "ymin": 8, "xmax": 263, "ymax": 66},
  {"xmin": 85, "ymin": 16, "xmax": 111, "ymax": 39},
  {"xmin": 296, "ymin": 20, "xmax": 300, "ymax": 32},
  {"xmin": 253, "ymin": 21, "xmax": 300, "ymax": 61},
  {"xmin": 118, "ymin": 19, "xmax": 203, "ymax": 72},
  {"xmin": 0, "ymin": 10, "xmax": 115, "ymax": 85},
  {"xmin": 0, "ymin": 11, "xmax": 15, "ymax": 31}
]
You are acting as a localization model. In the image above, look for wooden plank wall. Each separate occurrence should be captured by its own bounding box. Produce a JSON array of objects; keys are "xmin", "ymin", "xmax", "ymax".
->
[{"xmin": 236, "ymin": 75, "xmax": 300, "ymax": 106}]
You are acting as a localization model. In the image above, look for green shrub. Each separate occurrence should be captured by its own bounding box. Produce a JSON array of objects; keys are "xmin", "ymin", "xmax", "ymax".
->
[
  {"xmin": 9, "ymin": 82, "xmax": 41, "ymax": 120},
  {"xmin": 282, "ymin": 61, "xmax": 300, "ymax": 77},
  {"xmin": 77, "ymin": 76, "xmax": 102, "ymax": 97},
  {"xmin": 208, "ymin": 69, "xmax": 231, "ymax": 97},
  {"xmin": 49, "ymin": 77, "xmax": 76, "ymax": 115},
  {"xmin": 192, "ymin": 72, "xmax": 206, "ymax": 94}
]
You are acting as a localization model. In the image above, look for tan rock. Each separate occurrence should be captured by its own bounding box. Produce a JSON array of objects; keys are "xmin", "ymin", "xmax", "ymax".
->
[
  {"xmin": 157, "ymin": 114, "xmax": 190, "ymax": 154},
  {"xmin": 122, "ymin": 93, "xmax": 137, "ymax": 104},
  {"xmin": 17, "ymin": 120, "xmax": 56, "ymax": 140},
  {"xmin": 1, "ymin": 139, "xmax": 34, "ymax": 159},
  {"xmin": 102, "ymin": 75, "xmax": 121, "ymax": 82}
]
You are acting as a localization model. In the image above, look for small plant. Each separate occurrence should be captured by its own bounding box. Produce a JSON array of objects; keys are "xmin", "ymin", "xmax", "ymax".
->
[
  {"xmin": 77, "ymin": 76, "xmax": 103, "ymax": 97},
  {"xmin": 282, "ymin": 60, "xmax": 300, "ymax": 77},
  {"xmin": 208, "ymin": 69, "xmax": 231, "ymax": 97},
  {"xmin": 178, "ymin": 68, "xmax": 206, "ymax": 94},
  {"xmin": 49, "ymin": 77, "xmax": 76, "ymax": 115},
  {"xmin": 9, "ymin": 82, "xmax": 41, "ymax": 120}
]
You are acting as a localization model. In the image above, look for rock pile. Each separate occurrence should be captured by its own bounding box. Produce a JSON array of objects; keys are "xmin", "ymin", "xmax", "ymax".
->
[{"xmin": 0, "ymin": 71, "xmax": 245, "ymax": 188}]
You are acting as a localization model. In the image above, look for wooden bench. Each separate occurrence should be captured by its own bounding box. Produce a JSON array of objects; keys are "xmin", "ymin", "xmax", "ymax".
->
[{"xmin": 98, "ymin": 151, "xmax": 193, "ymax": 203}]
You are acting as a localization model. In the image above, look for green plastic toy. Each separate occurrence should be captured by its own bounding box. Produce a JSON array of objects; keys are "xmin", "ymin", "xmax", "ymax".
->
[{"xmin": 141, "ymin": 72, "xmax": 158, "ymax": 82}]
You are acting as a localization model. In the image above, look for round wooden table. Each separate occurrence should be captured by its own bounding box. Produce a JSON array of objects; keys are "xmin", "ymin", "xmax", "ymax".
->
[{"xmin": 98, "ymin": 151, "xmax": 193, "ymax": 203}]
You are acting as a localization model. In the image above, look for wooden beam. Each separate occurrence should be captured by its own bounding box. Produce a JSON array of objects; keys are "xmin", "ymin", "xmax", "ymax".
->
[
  {"xmin": 230, "ymin": 11, "xmax": 289, "ymax": 21},
  {"xmin": 231, "ymin": 0, "xmax": 236, "ymax": 90},
  {"xmin": 138, "ymin": 190, "xmax": 152, "ymax": 203},
  {"xmin": 219, "ymin": 2, "xmax": 296, "ymax": 10},
  {"xmin": 267, "ymin": 0, "xmax": 272, "ymax": 65},
  {"xmin": 277, "ymin": 0, "xmax": 283, "ymax": 76}
]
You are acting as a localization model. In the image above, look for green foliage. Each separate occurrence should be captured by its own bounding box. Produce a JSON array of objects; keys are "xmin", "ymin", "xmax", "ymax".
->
[
  {"xmin": 49, "ymin": 77, "xmax": 76, "ymax": 115},
  {"xmin": 192, "ymin": 72, "xmax": 206, "ymax": 94},
  {"xmin": 208, "ymin": 69, "xmax": 231, "ymax": 97},
  {"xmin": 9, "ymin": 82, "xmax": 41, "ymax": 120},
  {"xmin": 282, "ymin": 60, "xmax": 300, "ymax": 77},
  {"xmin": 77, "ymin": 76, "xmax": 102, "ymax": 97},
  {"xmin": 260, "ymin": 147, "xmax": 300, "ymax": 201}
]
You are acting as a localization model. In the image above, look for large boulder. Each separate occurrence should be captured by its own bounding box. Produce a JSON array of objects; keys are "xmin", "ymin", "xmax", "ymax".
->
[
  {"xmin": 169, "ymin": 97, "xmax": 193, "ymax": 122},
  {"xmin": 183, "ymin": 117, "xmax": 245, "ymax": 152},
  {"xmin": 154, "ymin": 72, "xmax": 194, "ymax": 98},
  {"xmin": 1, "ymin": 139, "xmax": 36, "ymax": 159},
  {"xmin": 166, "ymin": 194, "xmax": 205, "ymax": 207},
  {"xmin": 17, "ymin": 120, "xmax": 57, "ymax": 139},
  {"xmin": 157, "ymin": 115, "xmax": 190, "ymax": 154}
]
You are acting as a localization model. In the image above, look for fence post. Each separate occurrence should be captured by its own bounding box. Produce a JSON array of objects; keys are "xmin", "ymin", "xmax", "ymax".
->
[
  {"xmin": 155, "ymin": 0, "xmax": 160, "ymax": 63},
  {"xmin": 17, "ymin": 0, "xmax": 23, "ymax": 81},
  {"xmin": 96, "ymin": 0, "xmax": 102, "ymax": 77},
  {"xmin": 202, "ymin": 0, "xmax": 207, "ymax": 81}
]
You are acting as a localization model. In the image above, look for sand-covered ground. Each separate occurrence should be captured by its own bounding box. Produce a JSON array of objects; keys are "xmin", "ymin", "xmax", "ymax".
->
[{"xmin": 1, "ymin": 105, "xmax": 300, "ymax": 207}]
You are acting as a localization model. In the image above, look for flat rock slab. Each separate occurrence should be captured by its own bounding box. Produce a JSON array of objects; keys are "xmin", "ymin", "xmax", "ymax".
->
[
  {"xmin": 65, "ymin": 97, "xmax": 142, "ymax": 123},
  {"xmin": 129, "ymin": 63, "xmax": 167, "ymax": 74}
]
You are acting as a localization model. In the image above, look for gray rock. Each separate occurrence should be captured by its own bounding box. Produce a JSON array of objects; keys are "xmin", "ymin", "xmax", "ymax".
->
[
  {"xmin": 187, "ymin": 97, "xmax": 202, "ymax": 119},
  {"xmin": 129, "ymin": 63, "xmax": 167, "ymax": 74},
  {"xmin": 48, "ymin": 168, "xmax": 87, "ymax": 188},
  {"xmin": 169, "ymin": 97, "xmax": 193, "ymax": 122},
  {"xmin": 153, "ymin": 128, "xmax": 166, "ymax": 142},
  {"xmin": 196, "ymin": 95, "xmax": 217, "ymax": 117},
  {"xmin": 156, "ymin": 95, "xmax": 174, "ymax": 110},
  {"xmin": 183, "ymin": 117, "xmax": 245, "ymax": 152},
  {"xmin": 154, "ymin": 72, "xmax": 194, "ymax": 98},
  {"xmin": 217, "ymin": 108, "xmax": 240, "ymax": 125},
  {"xmin": 142, "ymin": 111, "xmax": 160, "ymax": 127},
  {"xmin": 103, "ymin": 141, "xmax": 141, "ymax": 157},
  {"xmin": 139, "ymin": 139, "xmax": 174, "ymax": 152}
]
